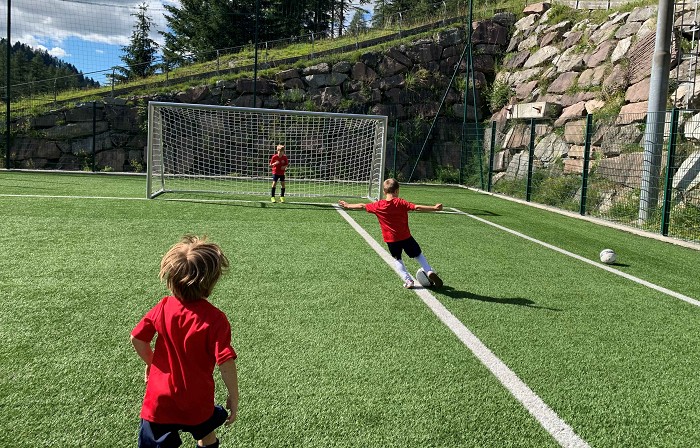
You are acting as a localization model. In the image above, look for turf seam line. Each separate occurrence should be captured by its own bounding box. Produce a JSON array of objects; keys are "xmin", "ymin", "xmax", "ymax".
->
[
  {"xmin": 335, "ymin": 205, "xmax": 590, "ymax": 448},
  {"xmin": 449, "ymin": 207, "xmax": 700, "ymax": 308}
]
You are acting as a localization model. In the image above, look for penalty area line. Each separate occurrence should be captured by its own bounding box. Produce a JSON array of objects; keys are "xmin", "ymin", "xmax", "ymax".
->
[
  {"xmin": 449, "ymin": 207, "xmax": 700, "ymax": 308},
  {"xmin": 334, "ymin": 205, "xmax": 590, "ymax": 448}
]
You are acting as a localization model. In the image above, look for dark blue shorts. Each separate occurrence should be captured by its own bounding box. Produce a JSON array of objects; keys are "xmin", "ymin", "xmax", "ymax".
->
[
  {"xmin": 386, "ymin": 236, "xmax": 422, "ymax": 260},
  {"xmin": 272, "ymin": 174, "xmax": 286, "ymax": 182},
  {"xmin": 138, "ymin": 405, "xmax": 228, "ymax": 448}
]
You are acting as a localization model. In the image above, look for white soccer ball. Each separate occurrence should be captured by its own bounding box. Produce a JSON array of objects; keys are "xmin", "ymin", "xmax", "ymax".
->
[
  {"xmin": 599, "ymin": 249, "xmax": 617, "ymax": 264},
  {"xmin": 415, "ymin": 269, "xmax": 432, "ymax": 288}
]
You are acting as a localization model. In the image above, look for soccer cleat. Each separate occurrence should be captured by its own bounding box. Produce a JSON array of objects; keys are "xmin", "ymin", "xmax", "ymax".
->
[
  {"xmin": 270, "ymin": 197, "xmax": 276, "ymax": 203},
  {"xmin": 280, "ymin": 197, "xmax": 285, "ymax": 203},
  {"xmin": 427, "ymin": 271, "xmax": 443, "ymax": 288},
  {"xmin": 403, "ymin": 279, "xmax": 415, "ymax": 289}
]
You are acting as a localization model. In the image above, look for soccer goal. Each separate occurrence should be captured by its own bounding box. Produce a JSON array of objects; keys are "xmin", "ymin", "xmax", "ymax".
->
[{"xmin": 146, "ymin": 102, "xmax": 387, "ymax": 200}]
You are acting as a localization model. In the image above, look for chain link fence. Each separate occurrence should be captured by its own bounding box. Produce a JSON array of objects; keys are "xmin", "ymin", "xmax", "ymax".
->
[{"xmin": 468, "ymin": 110, "xmax": 700, "ymax": 244}]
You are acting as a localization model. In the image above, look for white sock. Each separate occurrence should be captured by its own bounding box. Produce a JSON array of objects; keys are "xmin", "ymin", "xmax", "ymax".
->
[
  {"xmin": 413, "ymin": 253, "xmax": 433, "ymax": 273},
  {"xmin": 394, "ymin": 259, "xmax": 411, "ymax": 281}
]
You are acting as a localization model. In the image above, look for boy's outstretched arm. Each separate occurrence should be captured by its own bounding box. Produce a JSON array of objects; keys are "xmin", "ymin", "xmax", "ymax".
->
[
  {"xmin": 414, "ymin": 203, "xmax": 443, "ymax": 212},
  {"xmin": 338, "ymin": 200, "xmax": 366, "ymax": 210},
  {"xmin": 219, "ymin": 359, "xmax": 239, "ymax": 425}
]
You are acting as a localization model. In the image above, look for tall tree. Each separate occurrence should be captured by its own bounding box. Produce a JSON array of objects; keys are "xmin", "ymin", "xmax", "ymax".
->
[
  {"xmin": 347, "ymin": 8, "xmax": 369, "ymax": 37},
  {"xmin": 0, "ymin": 40, "xmax": 98, "ymax": 99},
  {"xmin": 114, "ymin": 3, "xmax": 159, "ymax": 81},
  {"xmin": 162, "ymin": 0, "xmax": 257, "ymax": 66}
]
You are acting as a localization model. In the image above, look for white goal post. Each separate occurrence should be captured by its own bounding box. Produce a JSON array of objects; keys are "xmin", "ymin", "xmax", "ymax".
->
[{"xmin": 146, "ymin": 102, "xmax": 387, "ymax": 200}]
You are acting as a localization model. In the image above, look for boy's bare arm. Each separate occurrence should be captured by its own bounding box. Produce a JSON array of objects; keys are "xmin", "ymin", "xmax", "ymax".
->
[
  {"xmin": 131, "ymin": 335, "xmax": 153, "ymax": 365},
  {"xmin": 131, "ymin": 335, "xmax": 154, "ymax": 383},
  {"xmin": 338, "ymin": 200, "xmax": 366, "ymax": 210},
  {"xmin": 219, "ymin": 359, "xmax": 239, "ymax": 425},
  {"xmin": 414, "ymin": 203, "xmax": 443, "ymax": 212}
]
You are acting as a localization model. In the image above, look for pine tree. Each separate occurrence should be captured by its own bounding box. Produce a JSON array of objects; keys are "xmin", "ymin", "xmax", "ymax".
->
[
  {"xmin": 347, "ymin": 9, "xmax": 369, "ymax": 37},
  {"xmin": 114, "ymin": 3, "xmax": 159, "ymax": 81},
  {"xmin": 162, "ymin": 0, "xmax": 257, "ymax": 67}
]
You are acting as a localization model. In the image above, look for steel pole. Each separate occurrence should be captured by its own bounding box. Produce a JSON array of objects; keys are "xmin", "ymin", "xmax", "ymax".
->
[
  {"xmin": 5, "ymin": 0, "xmax": 11, "ymax": 169},
  {"xmin": 639, "ymin": 0, "xmax": 674, "ymax": 222}
]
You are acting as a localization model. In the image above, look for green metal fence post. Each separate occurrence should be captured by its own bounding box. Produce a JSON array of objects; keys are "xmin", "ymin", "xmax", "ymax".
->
[
  {"xmin": 661, "ymin": 107, "xmax": 680, "ymax": 236},
  {"xmin": 487, "ymin": 120, "xmax": 496, "ymax": 192},
  {"xmin": 580, "ymin": 113, "xmax": 593, "ymax": 215},
  {"xmin": 526, "ymin": 118, "xmax": 535, "ymax": 202}
]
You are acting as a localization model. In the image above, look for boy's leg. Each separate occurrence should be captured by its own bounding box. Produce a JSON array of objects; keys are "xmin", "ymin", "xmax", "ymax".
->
[
  {"xmin": 405, "ymin": 238, "xmax": 443, "ymax": 288},
  {"xmin": 280, "ymin": 179, "xmax": 286, "ymax": 202},
  {"xmin": 138, "ymin": 419, "xmax": 182, "ymax": 448},
  {"xmin": 387, "ymin": 241, "xmax": 413, "ymax": 288},
  {"xmin": 187, "ymin": 406, "xmax": 228, "ymax": 448},
  {"xmin": 271, "ymin": 180, "xmax": 277, "ymax": 202},
  {"xmin": 413, "ymin": 253, "xmax": 433, "ymax": 273},
  {"xmin": 196, "ymin": 434, "xmax": 219, "ymax": 447}
]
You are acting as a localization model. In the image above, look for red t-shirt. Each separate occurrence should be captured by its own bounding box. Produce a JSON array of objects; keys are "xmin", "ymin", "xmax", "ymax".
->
[
  {"xmin": 365, "ymin": 197, "xmax": 416, "ymax": 243},
  {"xmin": 270, "ymin": 154, "xmax": 289, "ymax": 175},
  {"xmin": 131, "ymin": 296, "xmax": 237, "ymax": 425}
]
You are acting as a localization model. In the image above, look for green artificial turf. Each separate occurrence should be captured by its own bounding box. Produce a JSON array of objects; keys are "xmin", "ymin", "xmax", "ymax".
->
[{"xmin": 1, "ymin": 172, "xmax": 699, "ymax": 447}]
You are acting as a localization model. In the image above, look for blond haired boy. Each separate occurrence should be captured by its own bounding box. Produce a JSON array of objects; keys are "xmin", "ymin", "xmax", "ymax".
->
[
  {"xmin": 339, "ymin": 178, "xmax": 443, "ymax": 289},
  {"xmin": 131, "ymin": 236, "xmax": 239, "ymax": 448}
]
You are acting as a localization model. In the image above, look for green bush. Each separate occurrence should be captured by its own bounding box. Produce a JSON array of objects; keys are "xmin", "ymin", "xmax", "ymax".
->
[
  {"xmin": 485, "ymin": 79, "xmax": 513, "ymax": 112},
  {"xmin": 532, "ymin": 174, "xmax": 581, "ymax": 211},
  {"xmin": 434, "ymin": 166, "xmax": 460, "ymax": 184}
]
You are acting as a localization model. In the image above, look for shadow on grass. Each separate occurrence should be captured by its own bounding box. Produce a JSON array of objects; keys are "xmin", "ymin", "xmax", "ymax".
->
[
  {"xmin": 438, "ymin": 285, "xmax": 561, "ymax": 311},
  {"xmin": 460, "ymin": 208, "xmax": 501, "ymax": 217}
]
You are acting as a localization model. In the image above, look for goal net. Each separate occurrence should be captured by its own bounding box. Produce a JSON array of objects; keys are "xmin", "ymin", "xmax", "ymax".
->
[{"xmin": 147, "ymin": 102, "xmax": 387, "ymax": 200}]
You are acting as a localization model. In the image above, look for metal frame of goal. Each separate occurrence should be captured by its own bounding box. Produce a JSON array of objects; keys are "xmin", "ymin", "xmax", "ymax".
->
[{"xmin": 146, "ymin": 102, "xmax": 387, "ymax": 200}]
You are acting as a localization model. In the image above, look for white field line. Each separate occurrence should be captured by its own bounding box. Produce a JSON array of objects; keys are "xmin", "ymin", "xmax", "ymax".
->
[
  {"xmin": 459, "ymin": 185, "xmax": 700, "ymax": 251},
  {"xmin": 449, "ymin": 207, "xmax": 700, "ymax": 308},
  {"xmin": 334, "ymin": 206, "xmax": 590, "ymax": 448},
  {"xmin": 0, "ymin": 193, "xmax": 337, "ymax": 207}
]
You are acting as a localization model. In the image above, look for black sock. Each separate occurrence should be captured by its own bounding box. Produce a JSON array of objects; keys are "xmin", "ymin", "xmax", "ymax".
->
[
  {"xmin": 281, "ymin": 188, "xmax": 285, "ymax": 197},
  {"xmin": 271, "ymin": 186, "xmax": 276, "ymax": 197}
]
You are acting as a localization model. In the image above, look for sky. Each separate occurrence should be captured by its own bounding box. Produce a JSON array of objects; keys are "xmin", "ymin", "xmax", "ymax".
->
[{"xmin": 0, "ymin": 0, "xmax": 375, "ymax": 85}]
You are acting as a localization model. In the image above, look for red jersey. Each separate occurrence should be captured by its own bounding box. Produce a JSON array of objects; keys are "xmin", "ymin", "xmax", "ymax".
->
[
  {"xmin": 270, "ymin": 154, "xmax": 289, "ymax": 175},
  {"xmin": 365, "ymin": 197, "xmax": 416, "ymax": 243},
  {"xmin": 131, "ymin": 296, "xmax": 237, "ymax": 425}
]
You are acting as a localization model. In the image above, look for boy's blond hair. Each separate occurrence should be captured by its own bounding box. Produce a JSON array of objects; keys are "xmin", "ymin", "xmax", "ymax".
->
[
  {"xmin": 383, "ymin": 178, "xmax": 400, "ymax": 195},
  {"xmin": 276, "ymin": 144, "xmax": 285, "ymax": 153},
  {"xmin": 159, "ymin": 235, "xmax": 229, "ymax": 302}
]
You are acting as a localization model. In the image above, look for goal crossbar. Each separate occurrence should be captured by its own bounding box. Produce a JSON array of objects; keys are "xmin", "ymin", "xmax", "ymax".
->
[{"xmin": 147, "ymin": 102, "xmax": 387, "ymax": 200}]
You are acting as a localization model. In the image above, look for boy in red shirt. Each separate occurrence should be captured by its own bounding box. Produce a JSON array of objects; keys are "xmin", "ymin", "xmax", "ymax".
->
[
  {"xmin": 131, "ymin": 235, "xmax": 239, "ymax": 448},
  {"xmin": 339, "ymin": 178, "xmax": 443, "ymax": 289},
  {"xmin": 269, "ymin": 144, "xmax": 289, "ymax": 203}
]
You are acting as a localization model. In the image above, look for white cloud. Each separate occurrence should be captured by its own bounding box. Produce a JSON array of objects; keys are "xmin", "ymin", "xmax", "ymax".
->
[
  {"xmin": 1, "ymin": 0, "xmax": 169, "ymax": 50},
  {"xmin": 48, "ymin": 47, "xmax": 69, "ymax": 58}
]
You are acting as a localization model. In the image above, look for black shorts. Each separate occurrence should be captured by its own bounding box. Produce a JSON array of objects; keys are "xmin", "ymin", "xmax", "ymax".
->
[
  {"xmin": 386, "ymin": 236, "xmax": 422, "ymax": 260},
  {"xmin": 272, "ymin": 174, "xmax": 286, "ymax": 182},
  {"xmin": 138, "ymin": 405, "xmax": 228, "ymax": 448}
]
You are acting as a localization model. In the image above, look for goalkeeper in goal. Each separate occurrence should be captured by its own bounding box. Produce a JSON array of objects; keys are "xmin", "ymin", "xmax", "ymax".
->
[
  {"xmin": 269, "ymin": 144, "xmax": 289, "ymax": 203},
  {"xmin": 339, "ymin": 178, "xmax": 443, "ymax": 289}
]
